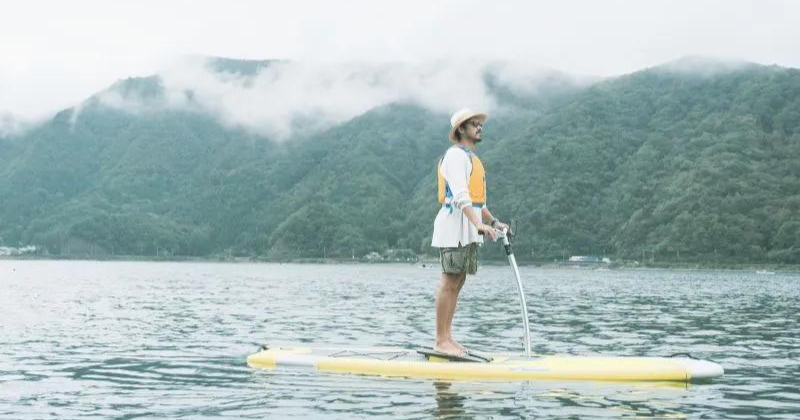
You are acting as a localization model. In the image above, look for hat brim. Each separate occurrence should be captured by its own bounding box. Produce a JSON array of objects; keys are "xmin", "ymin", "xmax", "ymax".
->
[{"xmin": 448, "ymin": 112, "xmax": 488, "ymax": 142}]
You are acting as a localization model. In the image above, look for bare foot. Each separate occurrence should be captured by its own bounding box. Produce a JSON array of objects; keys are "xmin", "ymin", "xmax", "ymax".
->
[
  {"xmin": 450, "ymin": 339, "xmax": 467, "ymax": 353},
  {"xmin": 434, "ymin": 340, "xmax": 467, "ymax": 357}
]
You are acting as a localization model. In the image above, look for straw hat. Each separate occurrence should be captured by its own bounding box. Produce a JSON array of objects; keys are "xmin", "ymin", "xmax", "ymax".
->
[{"xmin": 448, "ymin": 108, "xmax": 488, "ymax": 142}]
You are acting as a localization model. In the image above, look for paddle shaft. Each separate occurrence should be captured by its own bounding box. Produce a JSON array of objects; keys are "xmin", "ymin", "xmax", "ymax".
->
[{"xmin": 499, "ymin": 229, "xmax": 532, "ymax": 357}]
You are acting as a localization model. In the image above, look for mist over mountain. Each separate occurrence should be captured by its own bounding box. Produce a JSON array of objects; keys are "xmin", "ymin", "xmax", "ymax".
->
[
  {"xmin": 1, "ymin": 57, "xmax": 798, "ymax": 264},
  {"xmin": 0, "ymin": 112, "xmax": 26, "ymax": 138}
]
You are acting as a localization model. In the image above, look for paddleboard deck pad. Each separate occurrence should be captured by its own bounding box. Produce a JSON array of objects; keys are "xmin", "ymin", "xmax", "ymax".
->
[
  {"xmin": 247, "ymin": 345, "xmax": 723, "ymax": 383},
  {"xmin": 417, "ymin": 347, "xmax": 492, "ymax": 363}
]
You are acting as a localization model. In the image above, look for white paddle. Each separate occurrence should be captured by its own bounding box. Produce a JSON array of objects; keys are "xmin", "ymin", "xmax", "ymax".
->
[{"xmin": 496, "ymin": 227, "xmax": 532, "ymax": 357}]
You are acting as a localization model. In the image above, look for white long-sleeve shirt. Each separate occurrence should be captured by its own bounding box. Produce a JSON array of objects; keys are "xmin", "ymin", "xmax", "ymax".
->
[{"xmin": 431, "ymin": 146, "xmax": 484, "ymax": 248}]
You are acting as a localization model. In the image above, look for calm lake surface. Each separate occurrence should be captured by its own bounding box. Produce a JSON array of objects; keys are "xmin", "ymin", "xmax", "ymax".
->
[{"xmin": 1, "ymin": 260, "xmax": 798, "ymax": 419}]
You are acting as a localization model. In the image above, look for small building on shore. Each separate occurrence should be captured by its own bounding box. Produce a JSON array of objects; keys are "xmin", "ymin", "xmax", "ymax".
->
[{"xmin": 568, "ymin": 255, "xmax": 611, "ymax": 264}]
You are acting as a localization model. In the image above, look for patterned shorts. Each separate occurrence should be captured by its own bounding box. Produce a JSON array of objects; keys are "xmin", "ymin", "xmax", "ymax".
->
[{"xmin": 439, "ymin": 243, "xmax": 478, "ymax": 275}]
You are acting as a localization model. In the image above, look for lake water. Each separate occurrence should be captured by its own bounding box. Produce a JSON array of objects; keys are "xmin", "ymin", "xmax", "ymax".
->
[{"xmin": 1, "ymin": 260, "xmax": 798, "ymax": 419}]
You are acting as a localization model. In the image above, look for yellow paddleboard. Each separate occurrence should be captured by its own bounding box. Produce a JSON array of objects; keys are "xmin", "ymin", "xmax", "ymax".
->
[{"xmin": 247, "ymin": 345, "xmax": 723, "ymax": 383}]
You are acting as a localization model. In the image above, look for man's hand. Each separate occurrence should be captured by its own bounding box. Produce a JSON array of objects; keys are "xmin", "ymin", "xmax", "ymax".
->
[
  {"xmin": 478, "ymin": 223, "xmax": 498, "ymax": 241},
  {"xmin": 494, "ymin": 221, "xmax": 511, "ymax": 234}
]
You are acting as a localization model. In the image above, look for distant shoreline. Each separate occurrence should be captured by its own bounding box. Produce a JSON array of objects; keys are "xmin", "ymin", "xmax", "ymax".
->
[{"xmin": 1, "ymin": 255, "xmax": 797, "ymax": 272}]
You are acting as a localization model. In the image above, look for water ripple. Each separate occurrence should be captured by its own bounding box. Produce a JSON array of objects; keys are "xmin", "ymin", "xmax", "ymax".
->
[{"xmin": 1, "ymin": 261, "xmax": 798, "ymax": 419}]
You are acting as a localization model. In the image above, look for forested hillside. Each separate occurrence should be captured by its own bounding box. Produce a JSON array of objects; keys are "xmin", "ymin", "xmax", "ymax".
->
[{"xmin": 1, "ymin": 58, "xmax": 798, "ymax": 263}]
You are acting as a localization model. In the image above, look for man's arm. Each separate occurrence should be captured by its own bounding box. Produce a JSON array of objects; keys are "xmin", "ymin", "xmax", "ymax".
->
[
  {"xmin": 482, "ymin": 207, "xmax": 510, "ymax": 231},
  {"xmin": 481, "ymin": 207, "xmax": 495, "ymax": 224},
  {"xmin": 463, "ymin": 206, "xmax": 497, "ymax": 240}
]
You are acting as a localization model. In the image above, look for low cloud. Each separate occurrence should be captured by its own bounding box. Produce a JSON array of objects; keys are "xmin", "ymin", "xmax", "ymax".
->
[
  {"xmin": 0, "ymin": 112, "xmax": 27, "ymax": 137},
  {"xmin": 486, "ymin": 62, "xmax": 597, "ymax": 95},
  {"xmin": 96, "ymin": 89, "xmax": 153, "ymax": 115},
  {"xmin": 158, "ymin": 58, "xmax": 499, "ymax": 139},
  {"xmin": 98, "ymin": 57, "xmax": 583, "ymax": 140}
]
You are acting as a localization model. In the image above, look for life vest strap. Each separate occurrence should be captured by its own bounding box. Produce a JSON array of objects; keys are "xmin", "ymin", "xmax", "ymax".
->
[{"xmin": 442, "ymin": 203, "xmax": 485, "ymax": 211}]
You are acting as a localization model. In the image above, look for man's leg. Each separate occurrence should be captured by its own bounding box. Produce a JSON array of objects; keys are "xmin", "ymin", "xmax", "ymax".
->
[
  {"xmin": 446, "ymin": 273, "xmax": 467, "ymax": 351},
  {"xmin": 446, "ymin": 242, "xmax": 476, "ymax": 351},
  {"xmin": 435, "ymin": 272, "xmax": 466, "ymax": 355}
]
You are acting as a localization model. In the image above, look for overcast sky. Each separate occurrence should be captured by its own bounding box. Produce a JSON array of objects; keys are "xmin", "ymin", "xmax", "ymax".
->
[{"xmin": 1, "ymin": 0, "xmax": 798, "ymax": 124}]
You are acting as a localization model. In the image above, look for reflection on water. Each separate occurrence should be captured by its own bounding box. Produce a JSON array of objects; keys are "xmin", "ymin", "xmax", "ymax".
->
[
  {"xmin": 433, "ymin": 382, "xmax": 469, "ymax": 419},
  {"xmin": 429, "ymin": 379, "xmax": 695, "ymax": 419},
  {"xmin": 1, "ymin": 260, "xmax": 799, "ymax": 419}
]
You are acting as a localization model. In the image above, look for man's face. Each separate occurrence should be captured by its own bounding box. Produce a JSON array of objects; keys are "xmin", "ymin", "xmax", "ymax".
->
[{"xmin": 461, "ymin": 118, "xmax": 483, "ymax": 143}]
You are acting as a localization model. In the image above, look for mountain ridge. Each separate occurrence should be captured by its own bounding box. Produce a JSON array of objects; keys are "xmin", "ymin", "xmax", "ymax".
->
[{"xmin": 1, "ymin": 57, "xmax": 798, "ymax": 263}]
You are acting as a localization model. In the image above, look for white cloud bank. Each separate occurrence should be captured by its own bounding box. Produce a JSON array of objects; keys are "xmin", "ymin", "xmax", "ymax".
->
[
  {"xmin": 0, "ymin": 112, "xmax": 26, "ymax": 137},
  {"xmin": 3, "ymin": 0, "xmax": 799, "ymax": 129},
  {"xmin": 97, "ymin": 57, "xmax": 578, "ymax": 139}
]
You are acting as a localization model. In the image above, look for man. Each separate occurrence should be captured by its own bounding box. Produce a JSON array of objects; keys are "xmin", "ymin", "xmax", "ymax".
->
[{"xmin": 431, "ymin": 108, "xmax": 510, "ymax": 357}]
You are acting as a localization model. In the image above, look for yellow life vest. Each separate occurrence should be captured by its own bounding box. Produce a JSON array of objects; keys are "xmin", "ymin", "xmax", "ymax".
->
[{"xmin": 437, "ymin": 147, "xmax": 486, "ymax": 209}]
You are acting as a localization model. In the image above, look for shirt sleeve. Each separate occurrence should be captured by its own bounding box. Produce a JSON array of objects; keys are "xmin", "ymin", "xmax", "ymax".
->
[{"xmin": 442, "ymin": 149, "xmax": 473, "ymax": 211}]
